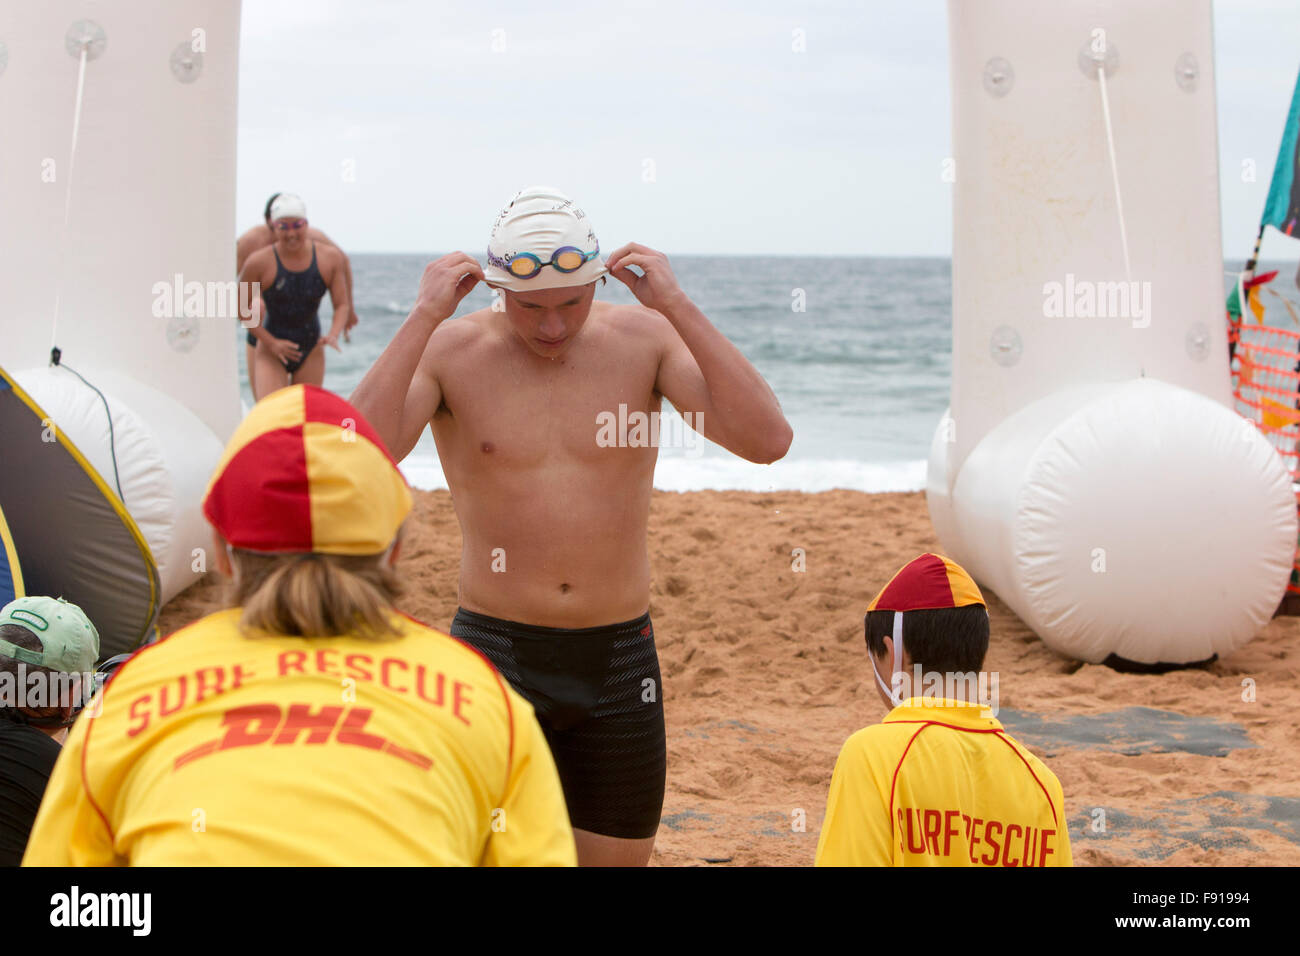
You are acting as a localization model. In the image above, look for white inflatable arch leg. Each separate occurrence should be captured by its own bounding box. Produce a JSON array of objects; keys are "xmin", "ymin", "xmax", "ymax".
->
[{"xmin": 929, "ymin": 379, "xmax": 1296, "ymax": 664}]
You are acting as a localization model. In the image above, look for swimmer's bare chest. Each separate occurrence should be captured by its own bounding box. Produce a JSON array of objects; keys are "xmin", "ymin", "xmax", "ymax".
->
[{"xmin": 429, "ymin": 314, "xmax": 666, "ymax": 626}]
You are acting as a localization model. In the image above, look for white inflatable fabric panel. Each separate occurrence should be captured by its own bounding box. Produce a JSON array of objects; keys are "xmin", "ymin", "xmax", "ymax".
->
[
  {"xmin": 15, "ymin": 366, "xmax": 222, "ymax": 604},
  {"xmin": 947, "ymin": 379, "xmax": 1296, "ymax": 664},
  {"xmin": 946, "ymin": 0, "xmax": 1228, "ymax": 474},
  {"xmin": 0, "ymin": 1, "xmax": 242, "ymax": 442}
]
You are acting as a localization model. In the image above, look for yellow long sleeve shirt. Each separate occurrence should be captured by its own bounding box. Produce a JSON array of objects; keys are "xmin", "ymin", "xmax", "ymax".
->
[
  {"xmin": 24, "ymin": 608, "xmax": 576, "ymax": 866},
  {"xmin": 816, "ymin": 699, "xmax": 1072, "ymax": 867}
]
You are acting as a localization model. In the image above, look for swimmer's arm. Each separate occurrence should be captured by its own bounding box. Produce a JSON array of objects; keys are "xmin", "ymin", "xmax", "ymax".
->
[
  {"xmin": 350, "ymin": 313, "xmax": 442, "ymax": 460},
  {"xmin": 350, "ymin": 253, "xmax": 481, "ymax": 459},
  {"xmin": 321, "ymin": 249, "xmax": 351, "ymax": 349},
  {"xmin": 237, "ymin": 255, "xmax": 274, "ymax": 346},
  {"xmin": 341, "ymin": 253, "xmax": 358, "ymax": 332},
  {"xmin": 306, "ymin": 230, "xmax": 358, "ymax": 332},
  {"xmin": 235, "ymin": 227, "xmax": 263, "ymax": 275},
  {"xmin": 608, "ymin": 243, "xmax": 790, "ymax": 463},
  {"xmin": 652, "ymin": 303, "xmax": 793, "ymax": 464}
]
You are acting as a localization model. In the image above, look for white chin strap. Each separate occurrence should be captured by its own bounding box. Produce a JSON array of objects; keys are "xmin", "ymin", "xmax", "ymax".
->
[
  {"xmin": 870, "ymin": 611, "xmax": 908, "ymax": 708},
  {"xmin": 226, "ymin": 542, "xmax": 240, "ymax": 587}
]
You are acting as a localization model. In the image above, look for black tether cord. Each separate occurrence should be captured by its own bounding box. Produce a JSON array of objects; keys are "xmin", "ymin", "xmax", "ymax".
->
[{"xmin": 49, "ymin": 347, "xmax": 126, "ymax": 501}]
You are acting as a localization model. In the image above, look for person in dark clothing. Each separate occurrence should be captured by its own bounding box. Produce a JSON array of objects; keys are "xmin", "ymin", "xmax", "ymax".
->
[{"xmin": 0, "ymin": 596, "xmax": 100, "ymax": 866}]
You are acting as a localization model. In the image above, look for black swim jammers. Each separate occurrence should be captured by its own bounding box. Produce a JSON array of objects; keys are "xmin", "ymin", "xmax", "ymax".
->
[{"xmin": 450, "ymin": 607, "xmax": 666, "ymax": 840}]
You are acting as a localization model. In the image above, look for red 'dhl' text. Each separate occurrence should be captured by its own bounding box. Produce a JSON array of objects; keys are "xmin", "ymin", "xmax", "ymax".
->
[{"xmin": 174, "ymin": 702, "xmax": 433, "ymax": 771}]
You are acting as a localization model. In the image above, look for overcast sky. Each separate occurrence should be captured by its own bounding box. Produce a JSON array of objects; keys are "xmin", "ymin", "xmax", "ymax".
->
[{"xmin": 237, "ymin": 0, "xmax": 1300, "ymax": 258}]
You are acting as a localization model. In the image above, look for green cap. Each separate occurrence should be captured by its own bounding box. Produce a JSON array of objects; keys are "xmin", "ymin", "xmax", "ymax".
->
[{"xmin": 0, "ymin": 596, "xmax": 100, "ymax": 673}]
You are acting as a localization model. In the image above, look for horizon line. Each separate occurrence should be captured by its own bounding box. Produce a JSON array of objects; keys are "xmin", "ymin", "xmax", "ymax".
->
[{"xmin": 341, "ymin": 250, "xmax": 1294, "ymax": 263}]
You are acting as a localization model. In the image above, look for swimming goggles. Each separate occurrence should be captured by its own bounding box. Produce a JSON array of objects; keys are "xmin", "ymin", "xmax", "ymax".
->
[
  {"xmin": 274, "ymin": 218, "xmax": 308, "ymax": 231},
  {"xmin": 487, "ymin": 243, "xmax": 600, "ymax": 279}
]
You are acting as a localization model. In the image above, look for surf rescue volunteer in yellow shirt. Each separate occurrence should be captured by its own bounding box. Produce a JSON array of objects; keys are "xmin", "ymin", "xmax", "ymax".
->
[
  {"xmin": 23, "ymin": 385, "xmax": 576, "ymax": 866},
  {"xmin": 24, "ymin": 608, "xmax": 575, "ymax": 866},
  {"xmin": 815, "ymin": 553, "xmax": 1072, "ymax": 867},
  {"xmin": 816, "ymin": 698, "xmax": 1071, "ymax": 866}
]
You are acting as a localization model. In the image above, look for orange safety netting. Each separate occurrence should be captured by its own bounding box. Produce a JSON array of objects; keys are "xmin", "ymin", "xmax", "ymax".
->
[{"xmin": 1228, "ymin": 312, "xmax": 1300, "ymax": 593}]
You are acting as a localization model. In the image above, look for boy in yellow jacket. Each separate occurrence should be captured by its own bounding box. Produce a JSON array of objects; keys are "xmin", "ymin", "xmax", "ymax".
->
[
  {"xmin": 24, "ymin": 386, "xmax": 575, "ymax": 866},
  {"xmin": 815, "ymin": 553, "xmax": 1072, "ymax": 867}
]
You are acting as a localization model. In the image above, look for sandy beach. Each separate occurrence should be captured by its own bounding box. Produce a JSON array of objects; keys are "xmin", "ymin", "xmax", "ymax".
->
[{"xmin": 159, "ymin": 488, "xmax": 1300, "ymax": 866}]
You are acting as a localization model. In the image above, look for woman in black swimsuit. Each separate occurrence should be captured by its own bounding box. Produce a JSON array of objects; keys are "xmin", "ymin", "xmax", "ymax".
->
[{"xmin": 238, "ymin": 194, "xmax": 351, "ymax": 399}]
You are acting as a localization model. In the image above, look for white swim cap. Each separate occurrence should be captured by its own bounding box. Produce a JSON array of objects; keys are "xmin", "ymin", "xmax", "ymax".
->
[
  {"xmin": 269, "ymin": 193, "xmax": 307, "ymax": 221},
  {"xmin": 484, "ymin": 186, "xmax": 608, "ymax": 292}
]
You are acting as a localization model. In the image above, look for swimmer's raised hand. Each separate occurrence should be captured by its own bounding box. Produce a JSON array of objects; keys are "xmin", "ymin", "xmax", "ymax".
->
[
  {"xmin": 412, "ymin": 252, "xmax": 485, "ymax": 323},
  {"xmin": 606, "ymin": 243, "xmax": 688, "ymax": 315}
]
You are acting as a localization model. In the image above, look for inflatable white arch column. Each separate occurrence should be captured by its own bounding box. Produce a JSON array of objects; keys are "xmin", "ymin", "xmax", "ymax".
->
[
  {"xmin": 0, "ymin": 2, "xmax": 242, "ymax": 603},
  {"xmin": 928, "ymin": 0, "xmax": 1297, "ymax": 664}
]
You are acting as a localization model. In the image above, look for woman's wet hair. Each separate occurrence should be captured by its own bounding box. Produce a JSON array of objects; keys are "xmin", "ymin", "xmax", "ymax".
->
[
  {"xmin": 263, "ymin": 192, "xmax": 282, "ymax": 223},
  {"xmin": 228, "ymin": 546, "xmax": 404, "ymax": 641}
]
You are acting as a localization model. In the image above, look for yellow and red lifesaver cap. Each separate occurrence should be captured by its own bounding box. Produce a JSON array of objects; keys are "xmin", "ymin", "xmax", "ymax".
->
[
  {"xmin": 203, "ymin": 386, "xmax": 412, "ymax": 555},
  {"xmin": 867, "ymin": 553, "xmax": 985, "ymax": 612}
]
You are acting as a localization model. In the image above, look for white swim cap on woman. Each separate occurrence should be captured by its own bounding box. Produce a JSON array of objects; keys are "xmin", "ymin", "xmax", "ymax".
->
[
  {"xmin": 269, "ymin": 193, "xmax": 307, "ymax": 221},
  {"xmin": 484, "ymin": 186, "xmax": 608, "ymax": 292}
]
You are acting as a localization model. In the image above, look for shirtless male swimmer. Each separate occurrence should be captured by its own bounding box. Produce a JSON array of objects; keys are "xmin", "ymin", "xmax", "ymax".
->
[{"xmin": 350, "ymin": 187, "xmax": 792, "ymax": 866}]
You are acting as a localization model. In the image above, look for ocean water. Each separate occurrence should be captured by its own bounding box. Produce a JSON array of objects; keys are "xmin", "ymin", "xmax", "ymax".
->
[
  {"xmin": 234, "ymin": 255, "xmax": 1296, "ymax": 492},
  {"xmin": 238, "ymin": 254, "xmax": 953, "ymax": 492}
]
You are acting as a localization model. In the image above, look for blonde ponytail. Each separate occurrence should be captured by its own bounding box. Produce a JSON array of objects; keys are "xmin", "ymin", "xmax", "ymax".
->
[{"xmin": 228, "ymin": 549, "xmax": 404, "ymax": 640}]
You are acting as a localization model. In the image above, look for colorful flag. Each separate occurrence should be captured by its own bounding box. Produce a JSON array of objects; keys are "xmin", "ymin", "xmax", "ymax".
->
[{"xmin": 1261, "ymin": 70, "xmax": 1300, "ymax": 236}]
